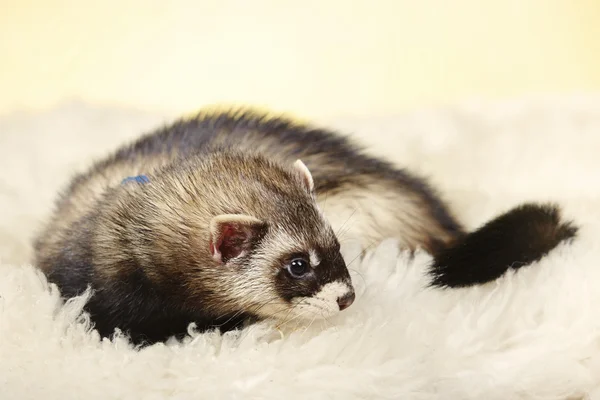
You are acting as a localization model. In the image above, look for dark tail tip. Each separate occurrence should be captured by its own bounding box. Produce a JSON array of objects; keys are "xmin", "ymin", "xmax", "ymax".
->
[{"xmin": 429, "ymin": 203, "xmax": 578, "ymax": 288}]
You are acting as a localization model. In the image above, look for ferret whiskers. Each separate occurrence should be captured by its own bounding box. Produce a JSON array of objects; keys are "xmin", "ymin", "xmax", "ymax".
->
[{"xmin": 335, "ymin": 207, "xmax": 358, "ymax": 239}]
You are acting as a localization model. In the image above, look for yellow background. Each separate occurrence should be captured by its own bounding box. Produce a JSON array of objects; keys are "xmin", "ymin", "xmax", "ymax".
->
[{"xmin": 2, "ymin": 0, "xmax": 599, "ymax": 118}]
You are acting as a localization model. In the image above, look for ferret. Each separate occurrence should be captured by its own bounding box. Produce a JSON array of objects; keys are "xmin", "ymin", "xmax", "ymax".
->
[{"xmin": 33, "ymin": 109, "xmax": 577, "ymax": 345}]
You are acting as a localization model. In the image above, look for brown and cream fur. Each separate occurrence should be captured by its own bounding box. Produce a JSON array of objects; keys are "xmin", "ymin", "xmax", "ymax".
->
[
  {"xmin": 38, "ymin": 110, "xmax": 462, "ymax": 257},
  {"xmin": 33, "ymin": 109, "xmax": 576, "ymax": 344}
]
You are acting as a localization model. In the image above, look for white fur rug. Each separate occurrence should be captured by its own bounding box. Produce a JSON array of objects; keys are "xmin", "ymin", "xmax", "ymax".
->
[{"xmin": 1, "ymin": 97, "xmax": 600, "ymax": 399}]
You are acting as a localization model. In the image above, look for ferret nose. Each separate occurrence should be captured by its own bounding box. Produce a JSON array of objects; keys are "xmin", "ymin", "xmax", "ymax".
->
[{"xmin": 337, "ymin": 292, "xmax": 355, "ymax": 311}]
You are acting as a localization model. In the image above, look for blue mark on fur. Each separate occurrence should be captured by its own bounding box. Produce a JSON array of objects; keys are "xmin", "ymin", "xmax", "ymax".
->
[{"xmin": 121, "ymin": 175, "xmax": 150, "ymax": 185}]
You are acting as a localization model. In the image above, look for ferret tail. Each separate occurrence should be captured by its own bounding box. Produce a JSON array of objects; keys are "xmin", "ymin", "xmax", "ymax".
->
[{"xmin": 429, "ymin": 203, "xmax": 578, "ymax": 288}]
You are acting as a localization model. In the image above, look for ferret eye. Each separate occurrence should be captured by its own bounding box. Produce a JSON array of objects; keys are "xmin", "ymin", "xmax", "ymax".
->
[{"xmin": 288, "ymin": 258, "xmax": 310, "ymax": 278}]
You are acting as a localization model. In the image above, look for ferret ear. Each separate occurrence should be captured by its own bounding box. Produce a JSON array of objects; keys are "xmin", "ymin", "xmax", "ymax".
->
[
  {"xmin": 293, "ymin": 159, "xmax": 314, "ymax": 193},
  {"xmin": 209, "ymin": 214, "xmax": 266, "ymax": 264}
]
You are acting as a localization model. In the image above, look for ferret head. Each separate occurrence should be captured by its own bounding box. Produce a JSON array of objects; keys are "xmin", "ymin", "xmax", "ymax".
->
[
  {"xmin": 204, "ymin": 158, "xmax": 356, "ymax": 323},
  {"xmin": 97, "ymin": 154, "xmax": 355, "ymax": 330}
]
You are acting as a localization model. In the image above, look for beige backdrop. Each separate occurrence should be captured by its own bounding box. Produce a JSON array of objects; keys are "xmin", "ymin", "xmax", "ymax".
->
[{"xmin": 2, "ymin": 0, "xmax": 599, "ymax": 118}]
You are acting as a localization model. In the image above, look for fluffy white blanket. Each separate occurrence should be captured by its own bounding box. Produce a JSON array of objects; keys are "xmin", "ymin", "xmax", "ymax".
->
[{"xmin": 1, "ymin": 97, "xmax": 599, "ymax": 399}]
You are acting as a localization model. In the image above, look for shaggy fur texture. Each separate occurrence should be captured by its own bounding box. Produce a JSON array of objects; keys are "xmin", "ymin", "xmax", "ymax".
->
[{"xmin": 1, "ymin": 97, "xmax": 600, "ymax": 399}]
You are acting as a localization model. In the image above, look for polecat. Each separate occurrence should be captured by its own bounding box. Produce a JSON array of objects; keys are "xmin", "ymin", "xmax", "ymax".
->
[{"xmin": 33, "ymin": 109, "xmax": 577, "ymax": 345}]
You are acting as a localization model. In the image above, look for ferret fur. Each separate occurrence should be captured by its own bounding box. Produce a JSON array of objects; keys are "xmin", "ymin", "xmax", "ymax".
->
[{"xmin": 33, "ymin": 109, "xmax": 577, "ymax": 344}]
